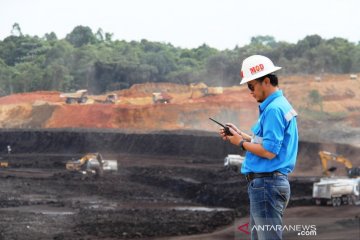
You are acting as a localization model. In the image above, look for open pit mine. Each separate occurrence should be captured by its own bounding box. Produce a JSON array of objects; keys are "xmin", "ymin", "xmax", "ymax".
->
[{"xmin": 0, "ymin": 76, "xmax": 359, "ymax": 239}]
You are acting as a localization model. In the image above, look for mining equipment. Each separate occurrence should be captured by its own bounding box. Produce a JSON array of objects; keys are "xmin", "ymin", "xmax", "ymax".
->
[
  {"xmin": 60, "ymin": 89, "xmax": 88, "ymax": 104},
  {"xmin": 224, "ymin": 154, "xmax": 244, "ymax": 171},
  {"xmin": 66, "ymin": 153, "xmax": 117, "ymax": 177},
  {"xmin": 0, "ymin": 162, "xmax": 8, "ymax": 168},
  {"xmin": 93, "ymin": 93, "xmax": 118, "ymax": 104},
  {"xmin": 152, "ymin": 92, "xmax": 172, "ymax": 104},
  {"xmin": 104, "ymin": 93, "xmax": 117, "ymax": 104},
  {"xmin": 312, "ymin": 151, "xmax": 360, "ymax": 206}
]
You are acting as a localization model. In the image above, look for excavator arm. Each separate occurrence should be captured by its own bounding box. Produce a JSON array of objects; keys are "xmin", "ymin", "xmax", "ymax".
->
[{"xmin": 319, "ymin": 151, "xmax": 359, "ymax": 178}]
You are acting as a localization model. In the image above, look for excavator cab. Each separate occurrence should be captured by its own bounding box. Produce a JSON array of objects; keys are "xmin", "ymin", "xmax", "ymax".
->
[{"xmin": 348, "ymin": 168, "xmax": 360, "ymax": 178}]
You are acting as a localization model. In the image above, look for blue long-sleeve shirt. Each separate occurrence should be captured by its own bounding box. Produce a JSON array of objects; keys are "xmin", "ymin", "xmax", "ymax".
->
[{"xmin": 241, "ymin": 90, "xmax": 298, "ymax": 175}]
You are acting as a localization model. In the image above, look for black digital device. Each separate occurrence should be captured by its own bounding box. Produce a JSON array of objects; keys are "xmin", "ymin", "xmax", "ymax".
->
[{"xmin": 209, "ymin": 118, "xmax": 233, "ymax": 136}]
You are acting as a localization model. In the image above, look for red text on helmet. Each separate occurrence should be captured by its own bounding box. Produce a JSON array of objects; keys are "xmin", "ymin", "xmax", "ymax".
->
[{"xmin": 249, "ymin": 64, "xmax": 264, "ymax": 75}]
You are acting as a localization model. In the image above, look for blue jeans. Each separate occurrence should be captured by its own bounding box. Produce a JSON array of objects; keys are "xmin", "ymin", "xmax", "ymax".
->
[{"xmin": 248, "ymin": 175, "xmax": 290, "ymax": 240}]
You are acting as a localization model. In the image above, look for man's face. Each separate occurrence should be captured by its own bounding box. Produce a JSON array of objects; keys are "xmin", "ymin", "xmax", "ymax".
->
[{"xmin": 247, "ymin": 79, "xmax": 265, "ymax": 103}]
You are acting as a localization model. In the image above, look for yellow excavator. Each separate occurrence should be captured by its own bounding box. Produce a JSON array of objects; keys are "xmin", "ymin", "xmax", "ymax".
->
[
  {"xmin": 313, "ymin": 151, "xmax": 360, "ymax": 206},
  {"xmin": 66, "ymin": 152, "xmax": 118, "ymax": 177},
  {"xmin": 66, "ymin": 153, "xmax": 104, "ymax": 177},
  {"xmin": 319, "ymin": 151, "xmax": 360, "ymax": 178}
]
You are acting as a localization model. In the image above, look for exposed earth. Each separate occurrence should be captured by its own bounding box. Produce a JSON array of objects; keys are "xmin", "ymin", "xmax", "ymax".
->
[
  {"xmin": 0, "ymin": 130, "xmax": 359, "ymax": 240},
  {"xmin": 0, "ymin": 74, "xmax": 359, "ymax": 239},
  {"xmin": 0, "ymin": 74, "xmax": 359, "ymax": 146}
]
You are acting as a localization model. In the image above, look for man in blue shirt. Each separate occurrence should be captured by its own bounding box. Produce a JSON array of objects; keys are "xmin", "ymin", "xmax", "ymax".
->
[{"xmin": 219, "ymin": 55, "xmax": 298, "ymax": 240}]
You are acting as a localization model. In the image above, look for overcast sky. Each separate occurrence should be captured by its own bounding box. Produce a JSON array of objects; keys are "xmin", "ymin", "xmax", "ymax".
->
[{"xmin": 1, "ymin": 0, "xmax": 359, "ymax": 50}]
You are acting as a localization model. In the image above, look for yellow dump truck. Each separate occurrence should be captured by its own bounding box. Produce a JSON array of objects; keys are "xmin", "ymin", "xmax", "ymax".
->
[{"xmin": 60, "ymin": 89, "xmax": 88, "ymax": 104}]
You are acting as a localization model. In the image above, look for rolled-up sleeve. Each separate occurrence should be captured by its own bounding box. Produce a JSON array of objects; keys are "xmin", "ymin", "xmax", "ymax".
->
[{"xmin": 262, "ymin": 108, "xmax": 285, "ymax": 155}]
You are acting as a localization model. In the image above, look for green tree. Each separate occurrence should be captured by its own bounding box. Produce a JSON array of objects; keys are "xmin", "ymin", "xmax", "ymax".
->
[
  {"xmin": 0, "ymin": 35, "xmax": 46, "ymax": 66},
  {"xmin": 95, "ymin": 28, "xmax": 104, "ymax": 42},
  {"xmin": 250, "ymin": 35, "xmax": 277, "ymax": 48},
  {"xmin": 11, "ymin": 23, "xmax": 23, "ymax": 37},
  {"xmin": 0, "ymin": 59, "xmax": 14, "ymax": 94},
  {"xmin": 44, "ymin": 32, "xmax": 58, "ymax": 41},
  {"xmin": 65, "ymin": 25, "xmax": 96, "ymax": 48},
  {"xmin": 10, "ymin": 62, "xmax": 43, "ymax": 92}
]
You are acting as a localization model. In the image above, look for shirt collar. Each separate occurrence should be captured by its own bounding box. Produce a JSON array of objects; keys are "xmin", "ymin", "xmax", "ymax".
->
[{"xmin": 259, "ymin": 90, "xmax": 283, "ymax": 113}]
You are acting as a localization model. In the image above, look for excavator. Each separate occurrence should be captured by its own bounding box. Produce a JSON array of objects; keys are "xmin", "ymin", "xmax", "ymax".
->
[
  {"xmin": 312, "ymin": 151, "xmax": 360, "ymax": 206},
  {"xmin": 66, "ymin": 153, "xmax": 105, "ymax": 177},
  {"xmin": 66, "ymin": 152, "xmax": 118, "ymax": 178},
  {"xmin": 319, "ymin": 151, "xmax": 360, "ymax": 178}
]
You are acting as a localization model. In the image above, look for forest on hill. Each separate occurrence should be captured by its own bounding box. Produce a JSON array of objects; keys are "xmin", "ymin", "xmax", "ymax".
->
[{"xmin": 1, "ymin": 23, "xmax": 360, "ymax": 95}]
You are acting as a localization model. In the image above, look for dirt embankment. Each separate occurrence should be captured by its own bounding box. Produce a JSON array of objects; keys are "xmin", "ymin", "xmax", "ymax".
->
[{"xmin": 1, "ymin": 75, "xmax": 360, "ymax": 147}]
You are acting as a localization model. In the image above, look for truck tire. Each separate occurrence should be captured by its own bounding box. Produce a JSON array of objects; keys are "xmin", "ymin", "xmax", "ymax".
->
[
  {"xmin": 337, "ymin": 197, "xmax": 342, "ymax": 206},
  {"xmin": 348, "ymin": 196, "xmax": 355, "ymax": 205},
  {"xmin": 332, "ymin": 197, "xmax": 341, "ymax": 207},
  {"xmin": 66, "ymin": 98, "xmax": 76, "ymax": 104},
  {"xmin": 332, "ymin": 198, "xmax": 337, "ymax": 207},
  {"xmin": 78, "ymin": 97, "xmax": 88, "ymax": 104}
]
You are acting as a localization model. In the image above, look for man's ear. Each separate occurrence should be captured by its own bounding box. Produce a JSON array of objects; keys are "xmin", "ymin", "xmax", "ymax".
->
[{"xmin": 264, "ymin": 77, "xmax": 270, "ymax": 85}]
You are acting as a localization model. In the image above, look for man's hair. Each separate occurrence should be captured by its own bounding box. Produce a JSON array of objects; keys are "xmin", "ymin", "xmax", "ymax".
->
[{"xmin": 256, "ymin": 74, "xmax": 278, "ymax": 86}]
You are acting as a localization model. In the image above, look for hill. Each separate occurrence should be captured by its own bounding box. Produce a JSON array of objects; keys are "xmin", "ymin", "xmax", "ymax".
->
[{"xmin": 0, "ymin": 74, "xmax": 359, "ymax": 146}]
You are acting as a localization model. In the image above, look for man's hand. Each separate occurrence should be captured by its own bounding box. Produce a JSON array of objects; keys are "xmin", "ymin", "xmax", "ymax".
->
[
  {"xmin": 219, "ymin": 125, "xmax": 243, "ymax": 146},
  {"xmin": 225, "ymin": 123, "xmax": 241, "ymax": 135}
]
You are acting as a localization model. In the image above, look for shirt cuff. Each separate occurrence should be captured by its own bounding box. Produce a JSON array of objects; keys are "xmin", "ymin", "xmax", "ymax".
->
[{"xmin": 263, "ymin": 139, "xmax": 282, "ymax": 155}]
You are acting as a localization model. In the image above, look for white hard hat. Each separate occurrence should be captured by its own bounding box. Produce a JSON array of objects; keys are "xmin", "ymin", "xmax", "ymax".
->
[{"xmin": 240, "ymin": 55, "xmax": 281, "ymax": 85}]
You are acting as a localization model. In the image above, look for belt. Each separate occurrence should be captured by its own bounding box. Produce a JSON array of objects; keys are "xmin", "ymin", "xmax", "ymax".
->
[{"xmin": 245, "ymin": 171, "xmax": 285, "ymax": 182}]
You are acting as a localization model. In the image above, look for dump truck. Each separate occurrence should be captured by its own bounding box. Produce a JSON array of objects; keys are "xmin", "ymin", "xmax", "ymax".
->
[
  {"xmin": 313, "ymin": 177, "xmax": 360, "ymax": 206},
  {"xmin": 104, "ymin": 93, "xmax": 117, "ymax": 104},
  {"xmin": 189, "ymin": 82, "xmax": 224, "ymax": 99},
  {"xmin": 93, "ymin": 93, "xmax": 118, "ymax": 104},
  {"xmin": 224, "ymin": 154, "xmax": 244, "ymax": 171},
  {"xmin": 312, "ymin": 151, "xmax": 360, "ymax": 206},
  {"xmin": 152, "ymin": 92, "xmax": 172, "ymax": 104},
  {"xmin": 60, "ymin": 89, "xmax": 88, "ymax": 104},
  {"xmin": 66, "ymin": 153, "xmax": 117, "ymax": 177}
]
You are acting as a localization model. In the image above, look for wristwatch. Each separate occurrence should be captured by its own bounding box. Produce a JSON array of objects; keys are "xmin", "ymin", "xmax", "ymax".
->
[{"xmin": 239, "ymin": 140, "xmax": 247, "ymax": 151}]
